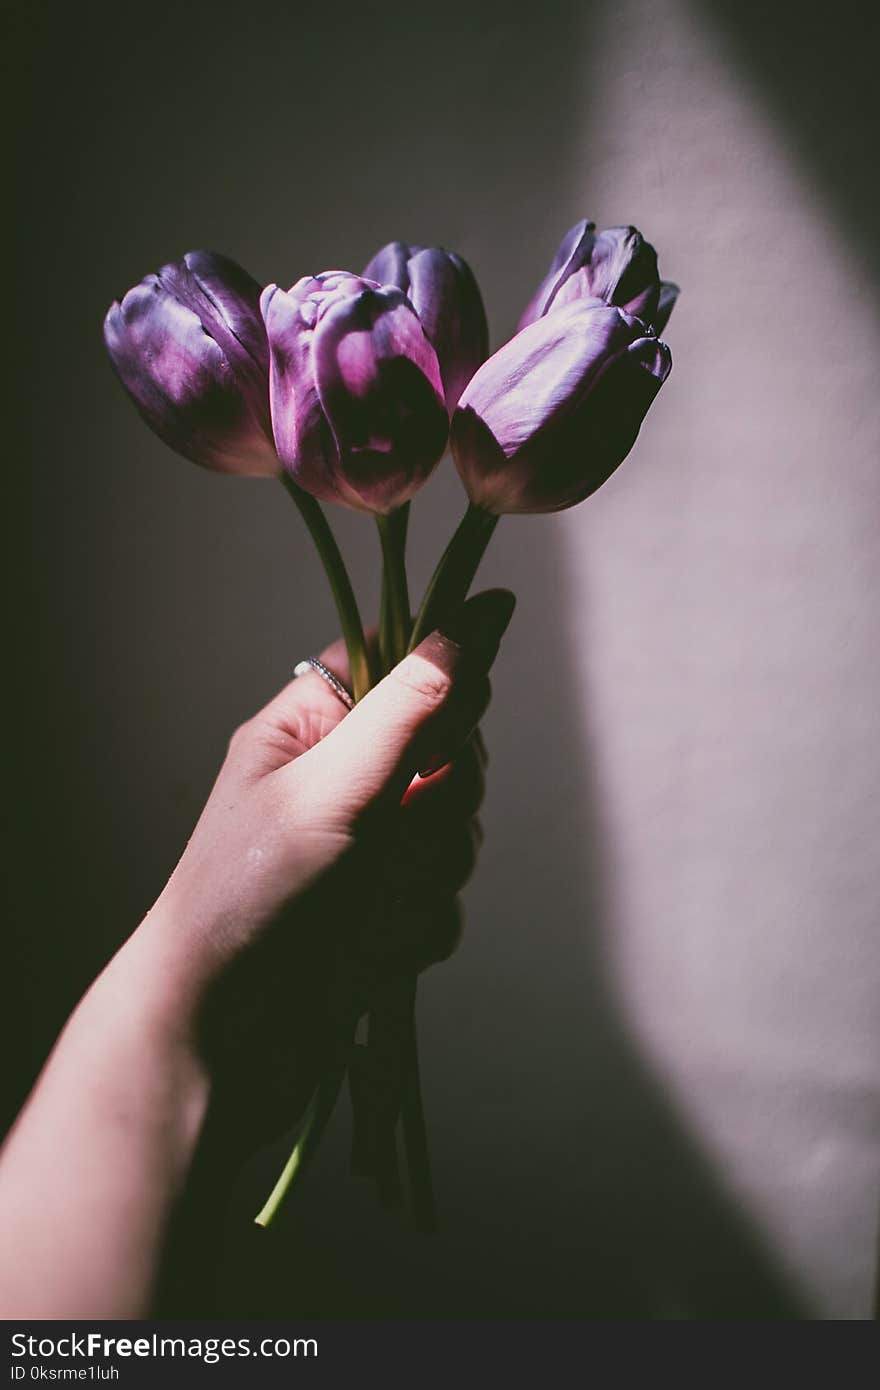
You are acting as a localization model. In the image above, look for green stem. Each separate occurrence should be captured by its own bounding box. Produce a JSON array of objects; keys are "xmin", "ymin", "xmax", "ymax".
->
[
  {"xmin": 282, "ymin": 476, "xmax": 373, "ymax": 701},
  {"xmin": 375, "ymin": 504, "xmax": 433, "ymax": 1217},
  {"xmin": 408, "ymin": 503, "xmax": 499, "ymax": 651},
  {"xmin": 376, "ymin": 505, "xmax": 411, "ymax": 667},
  {"xmin": 259, "ymin": 495, "xmax": 416, "ymax": 1229},
  {"xmin": 257, "ymin": 479, "xmax": 368, "ymax": 1226},
  {"xmin": 378, "ymin": 578, "xmax": 392, "ymax": 678},
  {"xmin": 263, "ymin": 495, "xmax": 493, "ymax": 1234},
  {"xmin": 397, "ymin": 505, "xmax": 499, "ymax": 1229},
  {"xmin": 400, "ymin": 981, "xmax": 436, "ymax": 1233},
  {"xmin": 254, "ymin": 1065, "xmax": 347, "ymax": 1228}
]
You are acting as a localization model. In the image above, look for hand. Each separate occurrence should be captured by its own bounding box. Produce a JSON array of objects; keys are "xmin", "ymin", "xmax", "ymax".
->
[
  {"xmin": 0, "ymin": 588, "xmax": 514, "ymax": 1319},
  {"xmin": 143, "ymin": 588, "xmax": 516, "ymax": 1146}
]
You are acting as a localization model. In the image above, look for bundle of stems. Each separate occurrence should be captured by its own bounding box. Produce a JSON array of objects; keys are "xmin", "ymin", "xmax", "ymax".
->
[{"xmin": 255, "ymin": 480, "xmax": 497, "ymax": 1230}]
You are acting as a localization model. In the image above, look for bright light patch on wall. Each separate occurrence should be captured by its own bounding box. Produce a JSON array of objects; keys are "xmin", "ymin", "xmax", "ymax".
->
[{"xmin": 555, "ymin": 0, "xmax": 880, "ymax": 1320}]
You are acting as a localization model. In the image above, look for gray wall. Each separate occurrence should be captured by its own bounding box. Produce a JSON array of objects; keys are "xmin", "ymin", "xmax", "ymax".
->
[{"xmin": 7, "ymin": 0, "xmax": 878, "ymax": 1318}]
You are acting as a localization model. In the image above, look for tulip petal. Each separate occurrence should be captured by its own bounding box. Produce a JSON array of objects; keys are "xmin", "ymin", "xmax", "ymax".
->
[
  {"xmin": 590, "ymin": 226, "xmax": 659, "ymax": 317},
  {"xmin": 654, "ymin": 280, "xmax": 680, "ymax": 334},
  {"xmin": 514, "ymin": 332, "xmax": 671, "ymax": 512},
  {"xmin": 312, "ymin": 285, "xmax": 448, "ymax": 512},
  {"xmin": 363, "ymin": 241, "xmax": 489, "ymax": 412},
  {"xmin": 261, "ymin": 277, "xmax": 351, "ymax": 503},
  {"xmin": 362, "ymin": 241, "xmax": 411, "ymax": 292},
  {"xmin": 404, "ymin": 248, "xmax": 489, "ymax": 411},
  {"xmin": 182, "ymin": 250, "xmax": 270, "ymax": 376},
  {"xmin": 263, "ymin": 275, "xmax": 375, "ymax": 493},
  {"xmin": 518, "ymin": 219, "xmax": 596, "ymax": 327},
  {"xmin": 154, "ymin": 252, "xmax": 272, "ymax": 421},
  {"xmin": 263, "ymin": 274, "xmax": 448, "ymax": 512},
  {"xmin": 452, "ymin": 299, "xmax": 671, "ymax": 514},
  {"xmin": 104, "ymin": 259, "xmax": 278, "ymax": 476},
  {"xmin": 520, "ymin": 220, "xmax": 674, "ymax": 334},
  {"xmin": 458, "ymin": 297, "xmax": 634, "ymax": 454},
  {"xmin": 536, "ymin": 217, "xmax": 596, "ymax": 291}
]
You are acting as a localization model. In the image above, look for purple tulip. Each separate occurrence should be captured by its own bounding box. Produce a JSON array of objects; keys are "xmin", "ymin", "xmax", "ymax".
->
[
  {"xmin": 261, "ymin": 272, "xmax": 448, "ymax": 514},
  {"xmin": 362, "ymin": 243, "xmax": 488, "ymax": 413},
  {"xmin": 104, "ymin": 251, "xmax": 278, "ymax": 476},
  {"xmin": 450, "ymin": 297, "xmax": 672, "ymax": 515},
  {"xmin": 520, "ymin": 220, "xmax": 679, "ymax": 335}
]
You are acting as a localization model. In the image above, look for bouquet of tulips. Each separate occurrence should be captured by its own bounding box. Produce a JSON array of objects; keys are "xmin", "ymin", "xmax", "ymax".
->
[{"xmin": 104, "ymin": 220, "xmax": 676, "ymax": 1229}]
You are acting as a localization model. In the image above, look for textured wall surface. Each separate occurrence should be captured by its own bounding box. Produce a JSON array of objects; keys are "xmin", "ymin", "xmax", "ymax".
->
[{"xmin": 6, "ymin": 0, "xmax": 878, "ymax": 1318}]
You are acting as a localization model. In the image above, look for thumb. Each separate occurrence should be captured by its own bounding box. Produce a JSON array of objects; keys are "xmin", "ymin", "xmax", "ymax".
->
[{"xmin": 299, "ymin": 589, "xmax": 515, "ymax": 815}]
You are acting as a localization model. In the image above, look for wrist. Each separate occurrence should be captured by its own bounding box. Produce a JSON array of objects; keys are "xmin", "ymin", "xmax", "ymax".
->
[
  {"xmin": 96, "ymin": 912, "xmax": 206, "ymax": 1066},
  {"xmin": 130, "ymin": 881, "xmax": 233, "ymax": 1025}
]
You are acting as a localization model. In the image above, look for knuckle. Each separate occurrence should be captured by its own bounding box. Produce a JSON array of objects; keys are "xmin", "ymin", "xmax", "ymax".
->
[
  {"xmin": 392, "ymin": 652, "xmax": 454, "ymax": 711},
  {"xmin": 445, "ymin": 824, "xmax": 478, "ymax": 889},
  {"xmin": 418, "ymin": 898, "xmax": 464, "ymax": 967},
  {"xmin": 473, "ymin": 728, "xmax": 489, "ymax": 767},
  {"xmin": 226, "ymin": 719, "xmax": 254, "ymax": 758},
  {"xmin": 441, "ymin": 760, "xmax": 484, "ymax": 820},
  {"xmin": 473, "ymin": 675, "xmax": 492, "ymax": 721},
  {"xmin": 414, "ymin": 743, "xmax": 485, "ymax": 817},
  {"xmin": 461, "ymin": 823, "xmax": 479, "ymax": 876},
  {"xmin": 458, "ymin": 751, "xmax": 486, "ymax": 813}
]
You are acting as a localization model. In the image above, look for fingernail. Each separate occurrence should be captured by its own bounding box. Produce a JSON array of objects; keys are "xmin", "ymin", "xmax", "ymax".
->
[
  {"xmin": 415, "ymin": 592, "xmax": 515, "ymax": 779},
  {"xmin": 418, "ymin": 711, "xmax": 482, "ymax": 778},
  {"xmin": 419, "ymin": 749, "xmax": 453, "ymax": 778},
  {"xmin": 439, "ymin": 588, "xmax": 516, "ymax": 671}
]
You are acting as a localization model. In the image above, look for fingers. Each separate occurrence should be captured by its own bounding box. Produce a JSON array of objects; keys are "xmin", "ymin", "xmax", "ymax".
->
[
  {"xmin": 402, "ymin": 738, "xmax": 485, "ymax": 821},
  {"xmin": 388, "ymin": 817, "xmax": 481, "ymax": 898},
  {"xmin": 408, "ymin": 897, "xmax": 464, "ymax": 971},
  {"xmin": 356, "ymin": 896, "xmax": 465, "ymax": 973},
  {"xmin": 253, "ymin": 628, "xmax": 378, "ymax": 756},
  {"xmin": 310, "ymin": 626, "xmax": 381, "ymax": 695},
  {"xmin": 471, "ymin": 727, "xmax": 489, "ymax": 770},
  {"xmin": 294, "ymin": 589, "xmax": 514, "ymax": 818},
  {"xmin": 253, "ymin": 636, "xmax": 352, "ymax": 755}
]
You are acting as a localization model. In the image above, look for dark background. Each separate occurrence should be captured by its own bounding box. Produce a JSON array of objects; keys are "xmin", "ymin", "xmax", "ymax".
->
[{"xmin": 4, "ymin": 0, "xmax": 879, "ymax": 1319}]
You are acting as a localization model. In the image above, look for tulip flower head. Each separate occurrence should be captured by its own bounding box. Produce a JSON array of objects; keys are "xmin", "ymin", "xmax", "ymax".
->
[
  {"xmin": 262, "ymin": 272, "xmax": 448, "ymax": 514},
  {"xmin": 520, "ymin": 219, "xmax": 679, "ymax": 336},
  {"xmin": 451, "ymin": 296, "xmax": 671, "ymax": 515},
  {"xmin": 363, "ymin": 242, "xmax": 488, "ymax": 413},
  {"xmin": 104, "ymin": 251, "xmax": 278, "ymax": 476}
]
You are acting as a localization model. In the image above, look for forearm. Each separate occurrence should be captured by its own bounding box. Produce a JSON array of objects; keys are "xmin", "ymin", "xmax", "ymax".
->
[{"xmin": 0, "ymin": 909, "xmax": 210, "ymax": 1319}]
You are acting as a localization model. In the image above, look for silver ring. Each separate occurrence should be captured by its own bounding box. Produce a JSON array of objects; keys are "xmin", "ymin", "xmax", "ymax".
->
[{"xmin": 293, "ymin": 657, "xmax": 355, "ymax": 711}]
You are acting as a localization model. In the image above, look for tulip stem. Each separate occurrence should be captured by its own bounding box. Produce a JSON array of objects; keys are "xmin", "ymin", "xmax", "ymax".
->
[
  {"xmin": 376, "ymin": 506, "xmax": 412, "ymax": 667},
  {"xmin": 408, "ymin": 503, "xmax": 499, "ymax": 650},
  {"xmin": 379, "ymin": 576, "xmax": 392, "ymax": 677},
  {"xmin": 376, "ymin": 504, "xmax": 435, "ymax": 1225},
  {"xmin": 281, "ymin": 476, "xmax": 373, "ymax": 700},
  {"xmin": 254, "ymin": 1063, "xmax": 347, "ymax": 1228},
  {"xmin": 400, "ymin": 982, "xmax": 436, "ymax": 1233}
]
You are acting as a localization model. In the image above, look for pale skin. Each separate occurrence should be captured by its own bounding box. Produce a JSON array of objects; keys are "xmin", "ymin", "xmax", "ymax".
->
[{"xmin": 0, "ymin": 588, "xmax": 515, "ymax": 1319}]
